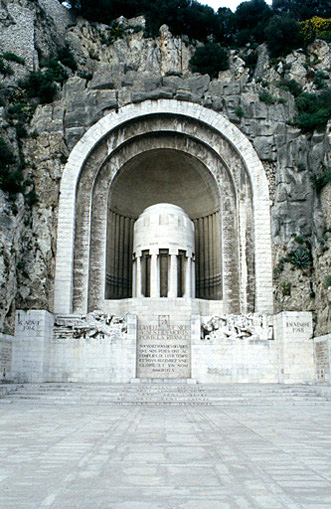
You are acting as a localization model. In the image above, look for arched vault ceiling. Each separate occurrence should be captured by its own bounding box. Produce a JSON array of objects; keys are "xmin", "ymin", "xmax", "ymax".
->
[{"xmin": 108, "ymin": 148, "xmax": 220, "ymax": 219}]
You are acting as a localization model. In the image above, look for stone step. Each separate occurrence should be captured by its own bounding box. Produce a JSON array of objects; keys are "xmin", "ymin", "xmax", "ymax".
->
[
  {"xmin": 1, "ymin": 384, "xmax": 328, "ymax": 406},
  {"xmin": 10, "ymin": 383, "xmax": 322, "ymax": 392},
  {"xmin": 1, "ymin": 382, "xmax": 329, "ymax": 406},
  {"xmin": 1, "ymin": 396, "xmax": 330, "ymax": 408},
  {"xmin": 8, "ymin": 395, "xmax": 325, "ymax": 403},
  {"xmin": 0, "ymin": 383, "xmax": 24, "ymax": 397},
  {"xmin": 7, "ymin": 389, "xmax": 325, "ymax": 398}
]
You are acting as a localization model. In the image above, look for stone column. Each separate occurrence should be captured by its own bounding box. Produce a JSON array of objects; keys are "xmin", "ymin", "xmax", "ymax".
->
[
  {"xmin": 168, "ymin": 253, "xmax": 177, "ymax": 298},
  {"xmin": 184, "ymin": 256, "xmax": 192, "ymax": 298},
  {"xmin": 132, "ymin": 257, "xmax": 136, "ymax": 297},
  {"xmin": 191, "ymin": 258, "xmax": 195, "ymax": 298},
  {"xmin": 136, "ymin": 255, "xmax": 142, "ymax": 297},
  {"xmin": 150, "ymin": 253, "xmax": 159, "ymax": 297}
]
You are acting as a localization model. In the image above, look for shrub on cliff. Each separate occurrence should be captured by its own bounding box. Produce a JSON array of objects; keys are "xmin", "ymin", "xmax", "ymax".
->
[
  {"xmin": 311, "ymin": 168, "xmax": 331, "ymax": 191},
  {"xmin": 62, "ymin": 0, "xmax": 331, "ymax": 56},
  {"xmin": 0, "ymin": 57, "xmax": 14, "ymax": 77},
  {"xmin": 277, "ymin": 79, "xmax": 302, "ymax": 97},
  {"xmin": 294, "ymin": 87, "xmax": 331, "ymax": 132},
  {"xmin": 299, "ymin": 16, "xmax": 331, "ymax": 44},
  {"xmin": 265, "ymin": 14, "xmax": 303, "ymax": 57},
  {"xmin": 190, "ymin": 43, "xmax": 229, "ymax": 79},
  {"xmin": 0, "ymin": 137, "xmax": 23, "ymax": 195},
  {"xmin": 19, "ymin": 71, "xmax": 57, "ymax": 104},
  {"xmin": 58, "ymin": 46, "xmax": 77, "ymax": 71}
]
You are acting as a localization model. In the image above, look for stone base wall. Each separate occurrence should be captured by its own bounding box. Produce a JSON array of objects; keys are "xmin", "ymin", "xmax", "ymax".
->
[
  {"xmin": 275, "ymin": 312, "xmax": 315, "ymax": 384},
  {"xmin": 48, "ymin": 314, "xmax": 137, "ymax": 383},
  {"xmin": 6, "ymin": 308, "xmax": 318, "ymax": 384},
  {"xmin": 0, "ymin": 332, "xmax": 14, "ymax": 381},
  {"xmin": 314, "ymin": 334, "xmax": 331, "ymax": 382},
  {"xmin": 192, "ymin": 339, "xmax": 279, "ymax": 383},
  {"xmin": 192, "ymin": 312, "xmax": 314, "ymax": 384},
  {"xmin": 11, "ymin": 310, "xmax": 54, "ymax": 383}
]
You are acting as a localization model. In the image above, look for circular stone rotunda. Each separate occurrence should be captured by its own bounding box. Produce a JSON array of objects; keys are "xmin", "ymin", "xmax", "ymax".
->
[{"xmin": 11, "ymin": 100, "xmax": 315, "ymax": 384}]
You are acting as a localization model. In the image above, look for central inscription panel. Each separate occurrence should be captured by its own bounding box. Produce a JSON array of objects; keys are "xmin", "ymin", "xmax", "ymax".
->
[{"xmin": 137, "ymin": 315, "xmax": 191, "ymax": 378}]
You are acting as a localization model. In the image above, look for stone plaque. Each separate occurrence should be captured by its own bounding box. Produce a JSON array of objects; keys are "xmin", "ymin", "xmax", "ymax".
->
[{"xmin": 137, "ymin": 315, "xmax": 191, "ymax": 378}]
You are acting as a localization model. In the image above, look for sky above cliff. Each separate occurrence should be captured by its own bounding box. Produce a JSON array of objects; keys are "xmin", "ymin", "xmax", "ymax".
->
[{"xmin": 204, "ymin": 0, "xmax": 271, "ymax": 11}]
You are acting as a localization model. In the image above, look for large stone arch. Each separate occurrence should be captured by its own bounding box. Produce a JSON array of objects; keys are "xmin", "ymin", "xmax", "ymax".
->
[{"xmin": 54, "ymin": 99, "xmax": 273, "ymax": 314}]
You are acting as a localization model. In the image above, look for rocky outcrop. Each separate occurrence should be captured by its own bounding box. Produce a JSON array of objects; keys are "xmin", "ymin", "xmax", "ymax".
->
[{"xmin": 0, "ymin": 0, "xmax": 330, "ymax": 334}]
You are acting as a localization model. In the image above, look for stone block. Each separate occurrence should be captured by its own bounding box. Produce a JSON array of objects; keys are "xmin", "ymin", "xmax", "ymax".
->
[
  {"xmin": 132, "ymin": 88, "xmax": 174, "ymax": 103},
  {"xmin": 122, "ymin": 71, "xmax": 161, "ymax": 92},
  {"xmin": 275, "ymin": 311, "xmax": 314, "ymax": 383},
  {"xmin": 314, "ymin": 333, "xmax": 331, "ymax": 381},
  {"xmin": 89, "ymin": 64, "xmax": 125, "ymax": 90},
  {"xmin": 12, "ymin": 310, "xmax": 54, "ymax": 383}
]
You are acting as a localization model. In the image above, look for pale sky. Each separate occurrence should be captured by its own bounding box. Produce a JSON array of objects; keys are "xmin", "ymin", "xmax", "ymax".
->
[{"xmin": 204, "ymin": 0, "xmax": 272, "ymax": 12}]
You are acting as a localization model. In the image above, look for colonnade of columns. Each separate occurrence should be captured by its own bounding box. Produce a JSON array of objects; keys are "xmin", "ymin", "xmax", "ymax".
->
[{"xmin": 132, "ymin": 250, "xmax": 195, "ymax": 298}]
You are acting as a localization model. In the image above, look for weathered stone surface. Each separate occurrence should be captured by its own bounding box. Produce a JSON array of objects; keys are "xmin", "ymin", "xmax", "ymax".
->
[
  {"xmin": 286, "ymin": 51, "xmax": 307, "ymax": 86},
  {"xmin": 254, "ymin": 43, "xmax": 270, "ymax": 80},
  {"xmin": 309, "ymin": 39, "xmax": 331, "ymax": 73}
]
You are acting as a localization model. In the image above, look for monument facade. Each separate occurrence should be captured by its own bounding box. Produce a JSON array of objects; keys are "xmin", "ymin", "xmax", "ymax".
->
[{"xmin": 8, "ymin": 99, "xmax": 315, "ymax": 384}]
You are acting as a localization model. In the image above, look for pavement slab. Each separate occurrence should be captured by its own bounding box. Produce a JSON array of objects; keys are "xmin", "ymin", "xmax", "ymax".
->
[{"xmin": 0, "ymin": 400, "xmax": 330, "ymax": 508}]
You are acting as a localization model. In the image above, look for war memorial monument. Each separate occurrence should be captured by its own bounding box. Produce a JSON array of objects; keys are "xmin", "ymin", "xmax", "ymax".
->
[{"xmin": 0, "ymin": 1, "xmax": 330, "ymax": 506}]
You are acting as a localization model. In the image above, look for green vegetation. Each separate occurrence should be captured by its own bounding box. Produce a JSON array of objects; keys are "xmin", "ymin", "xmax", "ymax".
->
[
  {"xmin": 276, "ymin": 79, "xmax": 331, "ymax": 133},
  {"xmin": 313, "ymin": 70, "xmax": 329, "ymax": 89},
  {"xmin": 62, "ymin": 0, "xmax": 331, "ymax": 51},
  {"xmin": 0, "ymin": 57, "xmax": 14, "ymax": 77},
  {"xmin": 0, "ymin": 46, "xmax": 76, "ymax": 205},
  {"xmin": 299, "ymin": 16, "xmax": 331, "ymax": 44},
  {"xmin": 78, "ymin": 71, "xmax": 93, "ymax": 81},
  {"xmin": 0, "ymin": 137, "xmax": 23, "ymax": 195},
  {"xmin": 25, "ymin": 188, "xmax": 38, "ymax": 207},
  {"xmin": 293, "ymin": 87, "xmax": 331, "ymax": 132},
  {"xmin": 57, "ymin": 46, "xmax": 77, "ymax": 71},
  {"xmin": 190, "ymin": 42, "xmax": 229, "ymax": 78},
  {"xmin": 291, "ymin": 233, "xmax": 305, "ymax": 245},
  {"xmin": 0, "ymin": 52, "xmax": 25, "ymax": 76},
  {"xmin": 19, "ymin": 71, "xmax": 57, "ymax": 104},
  {"xmin": 242, "ymin": 51, "xmax": 258, "ymax": 71},
  {"xmin": 273, "ymin": 0, "xmax": 331, "ymax": 21},
  {"xmin": 277, "ymin": 78, "xmax": 302, "ymax": 97},
  {"xmin": 259, "ymin": 90, "xmax": 276, "ymax": 104},
  {"xmin": 2, "ymin": 52, "xmax": 25, "ymax": 65},
  {"xmin": 289, "ymin": 247, "xmax": 311, "ymax": 269},
  {"xmin": 234, "ymin": 0, "xmax": 272, "ymax": 46},
  {"xmin": 311, "ymin": 167, "xmax": 331, "ymax": 191},
  {"xmin": 17, "ymin": 50, "xmax": 75, "ymax": 104},
  {"xmin": 6, "ymin": 103, "xmax": 37, "ymax": 123},
  {"xmin": 323, "ymin": 275, "xmax": 331, "ymax": 289},
  {"xmin": 40, "ymin": 59, "xmax": 69, "ymax": 84},
  {"xmin": 235, "ymin": 106, "xmax": 244, "ymax": 118},
  {"xmin": 101, "ymin": 24, "xmax": 125, "ymax": 44},
  {"xmin": 280, "ymin": 280, "xmax": 291, "ymax": 296},
  {"xmin": 265, "ymin": 14, "xmax": 303, "ymax": 57}
]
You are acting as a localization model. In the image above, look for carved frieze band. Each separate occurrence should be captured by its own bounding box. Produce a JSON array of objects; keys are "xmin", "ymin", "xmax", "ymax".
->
[{"xmin": 54, "ymin": 310, "xmax": 127, "ymax": 340}]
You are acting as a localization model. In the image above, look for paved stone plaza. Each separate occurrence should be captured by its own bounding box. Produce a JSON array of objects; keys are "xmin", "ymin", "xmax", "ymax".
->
[{"xmin": 0, "ymin": 391, "xmax": 330, "ymax": 508}]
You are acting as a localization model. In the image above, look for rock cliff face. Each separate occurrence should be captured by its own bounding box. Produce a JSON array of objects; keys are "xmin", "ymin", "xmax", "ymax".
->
[{"xmin": 0, "ymin": 0, "xmax": 330, "ymax": 335}]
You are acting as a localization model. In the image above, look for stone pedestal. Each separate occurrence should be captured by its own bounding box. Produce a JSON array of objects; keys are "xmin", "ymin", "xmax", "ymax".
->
[
  {"xmin": 11, "ymin": 310, "xmax": 54, "ymax": 383},
  {"xmin": 275, "ymin": 312, "xmax": 314, "ymax": 383}
]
